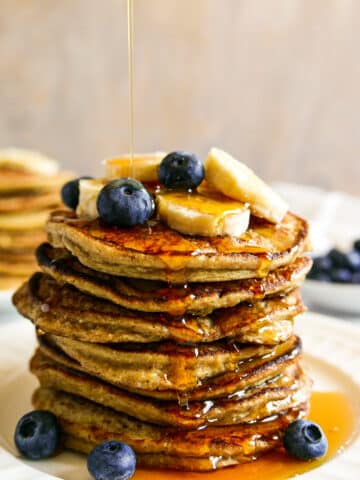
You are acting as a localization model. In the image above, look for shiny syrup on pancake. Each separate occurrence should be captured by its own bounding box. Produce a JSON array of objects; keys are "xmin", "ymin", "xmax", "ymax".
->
[{"xmin": 132, "ymin": 391, "xmax": 357, "ymax": 479}]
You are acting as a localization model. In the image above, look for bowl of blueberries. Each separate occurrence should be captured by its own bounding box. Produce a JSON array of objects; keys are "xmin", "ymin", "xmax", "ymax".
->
[{"xmin": 303, "ymin": 240, "xmax": 360, "ymax": 315}]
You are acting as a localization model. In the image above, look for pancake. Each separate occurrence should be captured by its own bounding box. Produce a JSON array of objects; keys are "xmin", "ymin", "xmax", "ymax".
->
[
  {"xmin": 0, "ymin": 229, "xmax": 47, "ymax": 250},
  {"xmin": 31, "ymin": 349, "xmax": 311, "ymax": 429},
  {"xmin": 0, "ymin": 190, "xmax": 61, "ymax": 213},
  {"xmin": 0, "ymin": 251, "xmax": 36, "ymax": 275},
  {"xmin": 36, "ymin": 243, "xmax": 312, "ymax": 315},
  {"xmin": 46, "ymin": 209, "xmax": 309, "ymax": 282},
  {"xmin": 33, "ymin": 387, "xmax": 308, "ymax": 471},
  {"xmin": 37, "ymin": 333, "xmax": 301, "ymax": 402},
  {"xmin": 0, "ymin": 273, "xmax": 28, "ymax": 290},
  {"xmin": 38, "ymin": 332, "xmax": 301, "ymax": 394},
  {"xmin": 0, "ymin": 170, "xmax": 73, "ymax": 193},
  {"xmin": 15, "ymin": 273, "xmax": 303, "ymax": 345},
  {"xmin": 0, "ymin": 209, "xmax": 53, "ymax": 231}
]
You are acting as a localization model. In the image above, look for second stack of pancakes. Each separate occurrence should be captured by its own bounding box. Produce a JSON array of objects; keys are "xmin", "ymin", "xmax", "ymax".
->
[
  {"xmin": 14, "ymin": 174, "xmax": 312, "ymax": 471},
  {"xmin": 0, "ymin": 148, "xmax": 72, "ymax": 290}
]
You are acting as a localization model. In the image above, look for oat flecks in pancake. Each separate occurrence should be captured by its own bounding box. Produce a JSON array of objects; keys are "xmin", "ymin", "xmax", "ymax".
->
[
  {"xmin": 36, "ymin": 243, "xmax": 311, "ymax": 315},
  {"xmin": 14, "ymin": 272, "xmax": 303, "ymax": 344},
  {"xmin": 37, "ymin": 332, "xmax": 301, "ymax": 393},
  {"xmin": 46, "ymin": 209, "xmax": 309, "ymax": 282}
]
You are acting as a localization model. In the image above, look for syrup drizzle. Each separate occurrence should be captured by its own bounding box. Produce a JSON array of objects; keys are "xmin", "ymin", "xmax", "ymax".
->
[
  {"xmin": 132, "ymin": 391, "xmax": 358, "ymax": 479},
  {"xmin": 127, "ymin": 0, "xmax": 135, "ymax": 175}
]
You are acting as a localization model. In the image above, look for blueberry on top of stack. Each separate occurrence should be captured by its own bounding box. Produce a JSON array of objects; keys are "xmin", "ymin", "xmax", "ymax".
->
[{"xmin": 13, "ymin": 148, "xmax": 320, "ymax": 472}]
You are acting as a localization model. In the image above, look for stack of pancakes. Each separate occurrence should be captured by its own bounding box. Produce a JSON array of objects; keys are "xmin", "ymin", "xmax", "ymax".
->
[
  {"xmin": 0, "ymin": 149, "xmax": 72, "ymax": 290},
  {"xmin": 13, "ymin": 206, "xmax": 312, "ymax": 471}
]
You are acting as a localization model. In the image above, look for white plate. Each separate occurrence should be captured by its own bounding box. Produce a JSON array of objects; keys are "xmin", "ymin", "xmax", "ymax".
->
[
  {"xmin": 0, "ymin": 313, "xmax": 359, "ymax": 480},
  {"xmin": 0, "ymin": 289, "xmax": 15, "ymax": 314},
  {"xmin": 302, "ymin": 280, "xmax": 360, "ymax": 315}
]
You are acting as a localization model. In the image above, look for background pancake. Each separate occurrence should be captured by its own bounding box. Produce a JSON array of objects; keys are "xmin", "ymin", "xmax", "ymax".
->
[
  {"xmin": 0, "ymin": 170, "xmax": 73, "ymax": 193},
  {"xmin": 0, "ymin": 209, "xmax": 53, "ymax": 231},
  {"xmin": 0, "ymin": 273, "xmax": 28, "ymax": 290},
  {"xmin": 46, "ymin": 209, "xmax": 309, "ymax": 282},
  {"xmin": 0, "ymin": 252, "xmax": 36, "ymax": 275},
  {"xmin": 0, "ymin": 190, "xmax": 60, "ymax": 213},
  {"xmin": 0, "ymin": 229, "xmax": 47, "ymax": 249}
]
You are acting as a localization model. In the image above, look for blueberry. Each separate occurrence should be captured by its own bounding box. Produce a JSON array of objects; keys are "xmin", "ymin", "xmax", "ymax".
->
[
  {"xmin": 352, "ymin": 272, "xmax": 360, "ymax": 284},
  {"xmin": 97, "ymin": 179, "xmax": 154, "ymax": 228},
  {"xmin": 331, "ymin": 268, "xmax": 352, "ymax": 283},
  {"xmin": 61, "ymin": 176, "xmax": 93, "ymax": 210},
  {"xmin": 309, "ymin": 256, "xmax": 333, "ymax": 277},
  {"xmin": 347, "ymin": 251, "xmax": 360, "ymax": 272},
  {"xmin": 308, "ymin": 271, "xmax": 331, "ymax": 282},
  {"xmin": 14, "ymin": 410, "xmax": 60, "ymax": 460},
  {"xmin": 87, "ymin": 441, "xmax": 136, "ymax": 480},
  {"xmin": 353, "ymin": 239, "xmax": 360, "ymax": 252},
  {"xmin": 158, "ymin": 151, "xmax": 204, "ymax": 190},
  {"xmin": 315, "ymin": 256, "xmax": 333, "ymax": 272},
  {"xmin": 283, "ymin": 419, "xmax": 327, "ymax": 460},
  {"xmin": 328, "ymin": 248, "xmax": 349, "ymax": 269}
]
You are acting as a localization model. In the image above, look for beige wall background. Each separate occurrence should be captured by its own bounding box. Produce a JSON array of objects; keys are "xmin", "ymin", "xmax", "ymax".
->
[{"xmin": 0, "ymin": 0, "xmax": 359, "ymax": 194}]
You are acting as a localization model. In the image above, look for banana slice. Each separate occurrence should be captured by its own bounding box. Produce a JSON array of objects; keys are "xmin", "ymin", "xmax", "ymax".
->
[
  {"xmin": 204, "ymin": 148, "xmax": 288, "ymax": 224},
  {"xmin": 76, "ymin": 179, "xmax": 107, "ymax": 220},
  {"xmin": 104, "ymin": 152, "xmax": 166, "ymax": 182},
  {"xmin": 156, "ymin": 191, "xmax": 250, "ymax": 237},
  {"xmin": 0, "ymin": 148, "xmax": 59, "ymax": 176}
]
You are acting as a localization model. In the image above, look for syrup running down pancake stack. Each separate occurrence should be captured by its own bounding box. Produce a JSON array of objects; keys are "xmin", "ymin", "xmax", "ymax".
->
[
  {"xmin": 0, "ymin": 148, "xmax": 72, "ymax": 290},
  {"xmin": 13, "ymin": 149, "xmax": 312, "ymax": 471}
]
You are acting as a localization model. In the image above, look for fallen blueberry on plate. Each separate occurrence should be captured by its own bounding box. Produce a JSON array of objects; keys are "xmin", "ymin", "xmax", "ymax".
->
[
  {"xmin": 284, "ymin": 419, "xmax": 328, "ymax": 460},
  {"xmin": 14, "ymin": 410, "xmax": 60, "ymax": 460},
  {"xmin": 87, "ymin": 440, "xmax": 136, "ymax": 480}
]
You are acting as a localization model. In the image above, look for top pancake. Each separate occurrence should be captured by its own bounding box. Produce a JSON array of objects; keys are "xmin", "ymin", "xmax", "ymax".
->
[{"xmin": 47, "ymin": 210, "xmax": 309, "ymax": 282}]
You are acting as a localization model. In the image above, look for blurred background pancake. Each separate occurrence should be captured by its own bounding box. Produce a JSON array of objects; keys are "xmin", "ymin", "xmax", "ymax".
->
[{"xmin": 0, "ymin": 148, "xmax": 73, "ymax": 290}]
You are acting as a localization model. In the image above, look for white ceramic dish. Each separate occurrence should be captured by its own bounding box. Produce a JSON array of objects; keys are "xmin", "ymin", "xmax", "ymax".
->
[
  {"xmin": 302, "ymin": 280, "xmax": 360, "ymax": 315},
  {"xmin": 274, "ymin": 183, "xmax": 360, "ymax": 316},
  {"xmin": 0, "ymin": 289, "xmax": 15, "ymax": 314},
  {"xmin": 0, "ymin": 312, "xmax": 359, "ymax": 479}
]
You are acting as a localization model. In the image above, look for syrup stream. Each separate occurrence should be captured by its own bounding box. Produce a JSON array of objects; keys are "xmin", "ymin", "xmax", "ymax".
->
[{"xmin": 127, "ymin": 0, "xmax": 135, "ymax": 175}]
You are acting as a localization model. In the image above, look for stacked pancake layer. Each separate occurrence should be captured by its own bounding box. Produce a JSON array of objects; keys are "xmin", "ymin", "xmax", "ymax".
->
[
  {"xmin": 13, "ymin": 209, "xmax": 312, "ymax": 471},
  {"xmin": 0, "ymin": 150, "xmax": 72, "ymax": 290}
]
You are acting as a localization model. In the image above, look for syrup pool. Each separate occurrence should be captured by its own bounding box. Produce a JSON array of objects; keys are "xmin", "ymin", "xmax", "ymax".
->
[{"xmin": 133, "ymin": 391, "xmax": 358, "ymax": 480}]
